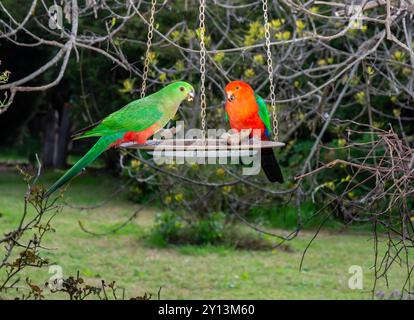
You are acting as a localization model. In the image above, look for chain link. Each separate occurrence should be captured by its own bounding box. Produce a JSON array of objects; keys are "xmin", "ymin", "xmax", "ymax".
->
[
  {"xmin": 141, "ymin": 0, "xmax": 157, "ymax": 99},
  {"xmin": 199, "ymin": 0, "xmax": 207, "ymax": 142},
  {"xmin": 262, "ymin": 0, "xmax": 279, "ymax": 141}
]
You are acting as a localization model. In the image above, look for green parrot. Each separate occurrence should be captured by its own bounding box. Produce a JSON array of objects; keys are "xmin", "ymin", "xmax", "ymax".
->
[{"xmin": 45, "ymin": 81, "xmax": 195, "ymax": 197}]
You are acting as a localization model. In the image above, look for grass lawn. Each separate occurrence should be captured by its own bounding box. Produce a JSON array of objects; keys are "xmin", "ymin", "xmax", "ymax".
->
[{"xmin": 0, "ymin": 167, "xmax": 410, "ymax": 299}]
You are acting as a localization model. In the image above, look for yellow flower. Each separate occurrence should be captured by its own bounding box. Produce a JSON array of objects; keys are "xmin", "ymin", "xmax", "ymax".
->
[
  {"xmin": 244, "ymin": 68, "xmax": 256, "ymax": 78},
  {"xmin": 271, "ymin": 19, "xmax": 285, "ymax": 30},
  {"xmin": 393, "ymin": 50, "xmax": 405, "ymax": 62},
  {"xmin": 275, "ymin": 31, "xmax": 291, "ymax": 41},
  {"xmin": 275, "ymin": 32, "xmax": 283, "ymax": 41},
  {"xmin": 196, "ymin": 28, "xmax": 211, "ymax": 45},
  {"xmin": 213, "ymin": 52, "xmax": 225, "ymax": 63},
  {"xmin": 216, "ymin": 108, "xmax": 223, "ymax": 117},
  {"xmin": 118, "ymin": 78, "xmax": 135, "ymax": 94},
  {"xmin": 317, "ymin": 59, "xmax": 326, "ymax": 66},
  {"xmin": 244, "ymin": 35, "xmax": 255, "ymax": 46},
  {"xmin": 367, "ymin": 66, "xmax": 375, "ymax": 76},
  {"xmin": 191, "ymin": 163, "xmax": 199, "ymax": 170},
  {"xmin": 195, "ymin": 28, "xmax": 211, "ymax": 46},
  {"xmin": 175, "ymin": 60, "xmax": 185, "ymax": 72},
  {"xmin": 340, "ymin": 175, "xmax": 351, "ymax": 183},
  {"xmin": 282, "ymin": 31, "xmax": 291, "ymax": 40},
  {"xmin": 159, "ymin": 73, "xmax": 167, "ymax": 82},
  {"xmin": 337, "ymin": 138, "xmax": 346, "ymax": 147},
  {"xmin": 349, "ymin": 76, "xmax": 360, "ymax": 86},
  {"xmin": 361, "ymin": 25, "xmax": 368, "ymax": 33},
  {"xmin": 131, "ymin": 159, "xmax": 141, "ymax": 169},
  {"xmin": 244, "ymin": 21, "xmax": 265, "ymax": 46},
  {"xmin": 0, "ymin": 70, "xmax": 11, "ymax": 83},
  {"xmin": 186, "ymin": 29, "xmax": 196, "ymax": 41},
  {"xmin": 216, "ymin": 168, "xmax": 225, "ymax": 177},
  {"xmin": 296, "ymin": 20, "xmax": 305, "ymax": 31},
  {"xmin": 174, "ymin": 193, "xmax": 184, "ymax": 202},
  {"xmin": 351, "ymin": 20, "xmax": 361, "ymax": 29},
  {"xmin": 402, "ymin": 67, "xmax": 412, "ymax": 76},
  {"xmin": 310, "ymin": 6, "xmax": 319, "ymax": 14},
  {"xmin": 327, "ymin": 57, "xmax": 334, "ymax": 64},
  {"xmin": 223, "ymin": 186, "xmax": 232, "ymax": 193},
  {"xmin": 171, "ymin": 30, "xmax": 181, "ymax": 42},
  {"xmin": 164, "ymin": 196, "xmax": 172, "ymax": 204},
  {"xmin": 294, "ymin": 81, "xmax": 301, "ymax": 89},
  {"xmin": 354, "ymin": 91, "xmax": 365, "ymax": 105},
  {"xmin": 373, "ymin": 121, "xmax": 382, "ymax": 128},
  {"xmin": 253, "ymin": 54, "xmax": 264, "ymax": 65},
  {"xmin": 111, "ymin": 17, "xmax": 116, "ymax": 27},
  {"xmin": 347, "ymin": 191, "xmax": 356, "ymax": 199},
  {"xmin": 390, "ymin": 96, "xmax": 398, "ymax": 104},
  {"xmin": 393, "ymin": 108, "xmax": 401, "ymax": 118},
  {"xmin": 325, "ymin": 181, "xmax": 335, "ymax": 190},
  {"xmin": 147, "ymin": 51, "xmax": 158, "ymax": 64}
]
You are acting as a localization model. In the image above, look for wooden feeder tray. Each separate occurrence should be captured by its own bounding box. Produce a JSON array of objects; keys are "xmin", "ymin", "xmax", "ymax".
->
[{"xmin": 121, "ymin": 138, "xmax": 285, "ymax": 158}]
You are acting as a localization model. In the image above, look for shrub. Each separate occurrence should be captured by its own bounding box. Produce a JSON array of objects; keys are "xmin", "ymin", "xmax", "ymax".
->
[
  {"xmin": 149, "ymin": 211, "xmax": 225, "ymax": 246},
  {"xmin": 148, "ymin": 211, "xmax": 281, "ymax": 250}
]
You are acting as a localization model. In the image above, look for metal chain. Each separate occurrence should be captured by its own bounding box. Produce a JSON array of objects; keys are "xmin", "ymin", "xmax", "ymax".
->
[
  {"xmin": 262, "ymin": 0, "xmax": 279, "ymax": 141},
  {"xmin": 199, "ymin": 0, "xmax": 207, "ymax": 142},
  {"xmin": 141, "ymin": 0, "xmax": 157, "ymax": 99}
]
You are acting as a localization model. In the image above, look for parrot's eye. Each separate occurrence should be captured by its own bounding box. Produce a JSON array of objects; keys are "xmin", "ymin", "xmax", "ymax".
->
[
  {"xmin": 235, "ymin": 86, "xmax": 240, "ymax": 90},
  {"xmin": 179, "ymin": 86, "xmax": 185, "ymax": 92}
]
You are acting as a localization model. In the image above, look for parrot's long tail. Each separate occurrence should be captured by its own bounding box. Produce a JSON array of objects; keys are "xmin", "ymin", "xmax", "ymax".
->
[
  {"xmin": 260, "ymin": 148, "xmax": 284, "ymax": 183},
  {"xmin": 45, "ymin": 136, "xmax": 115, "ymax": 197}
]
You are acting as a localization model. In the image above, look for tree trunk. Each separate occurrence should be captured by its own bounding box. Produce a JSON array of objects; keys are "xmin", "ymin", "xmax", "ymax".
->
[
  {"xmin": 42, "ymin": 110, "xmax": 59, "ymax": 168},
  {"xmin": 42, "ymin": 103, "xmax": 71, "ymax": 168},
  {"xmin": 55, "ymin": 103, "xmax": 71, "ymax": 168}
]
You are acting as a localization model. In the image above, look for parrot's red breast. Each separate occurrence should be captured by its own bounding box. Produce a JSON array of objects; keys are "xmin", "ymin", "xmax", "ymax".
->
[
  {"xmin": 109, "ymin": 124, "xmax": 158, "ymax": 148},
  {"xmin": 224, "ymin": 81, "xmax": 268, "ymax": 140}
]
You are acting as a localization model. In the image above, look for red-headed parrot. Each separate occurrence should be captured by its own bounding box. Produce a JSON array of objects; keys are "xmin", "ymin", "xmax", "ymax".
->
[
  {"xmin": 45, "ymin": 81, "xmax": 195, "ymax": 197},
  {"xmin": 224, "ymin": 80, "xmax": 284, "ymax": 183}
]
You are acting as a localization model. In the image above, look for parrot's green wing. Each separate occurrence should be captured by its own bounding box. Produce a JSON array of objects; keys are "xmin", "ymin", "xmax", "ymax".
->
[
  {"xmin": 101, "ymin": 99, "xmax": 163, "ymax": 132},
  {"xmin": 255, "ymin": 94, "xmax": 272, "ymax": 137},
  {"xmin": 76, "ymin": 97, "xmax": 164, "ymax": 139}
]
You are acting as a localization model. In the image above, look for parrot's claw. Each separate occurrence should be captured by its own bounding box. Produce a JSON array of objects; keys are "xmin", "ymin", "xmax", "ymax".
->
[
  {"xmin": 221, "ymin": 129, "xmax": 251, "ymax": 146},
  {"xmin": 222, "ymin": 129, "xmax": 252, "ymax": 145},
  {"xmin": 157, "ymin": 125, "xmax": 183, "ymax": 140},
  {"xmin": 172, "ymin": 124, "xmax": 183, "ymax": 136}
]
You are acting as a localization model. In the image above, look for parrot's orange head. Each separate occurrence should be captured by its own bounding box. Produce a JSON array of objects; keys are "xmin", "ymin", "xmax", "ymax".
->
[{"xmin": 225, "ymin": 81, "xmax": 254, "ymax": 103}]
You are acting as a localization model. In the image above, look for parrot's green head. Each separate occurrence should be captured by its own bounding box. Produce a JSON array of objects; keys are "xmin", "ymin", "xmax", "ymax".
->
[{"xmin": 164, "ymin": 81, "xmax": 195, "ymax": 103}]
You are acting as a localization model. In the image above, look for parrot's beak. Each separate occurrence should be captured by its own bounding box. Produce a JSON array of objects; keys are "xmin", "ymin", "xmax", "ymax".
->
[
  {"xmin": 226, "ymin": 91, "xmax": 235, "ymax": 102},
  {"xmin": 187, "ymin": 90, "xmax": 195, "ymax": 102}
]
